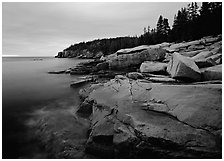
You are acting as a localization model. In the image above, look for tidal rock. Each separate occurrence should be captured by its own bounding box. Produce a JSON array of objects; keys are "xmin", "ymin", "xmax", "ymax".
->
[
  {"xmin": 201, "ymin": 64, "xmax": 222, "ymax": 81},
  {"xmin": 140, "ymin": 61, "xmax": 167, "ymax": 74},
  {"xmin": 77, "ymin": 99, "xmax": 94, "ymax": 117},
  {"xmin": 127, "ymin": 72, "xmax": 143, "ymax": 80},
  {"xmin": 167, "ymin": 52, "xmax": 201, "ymax": 81},
  {"xmin": 48, "ymin": 70, "xmax": 66, "ymax": 74},
  {"xmin": 70, "ymin": 79, "xmax": 92, "ymax": 88}
]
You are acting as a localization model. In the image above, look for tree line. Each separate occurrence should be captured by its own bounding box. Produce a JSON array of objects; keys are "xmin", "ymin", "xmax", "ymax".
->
[{"xmin": 64, "ymin": 2, "xmax": 222, "ymax": 56}]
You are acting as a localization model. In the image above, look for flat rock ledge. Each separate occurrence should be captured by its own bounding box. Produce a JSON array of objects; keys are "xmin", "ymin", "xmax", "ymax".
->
[{"xmin": 77, "ymin": 76, "xmax": 221, "ymax": 159}]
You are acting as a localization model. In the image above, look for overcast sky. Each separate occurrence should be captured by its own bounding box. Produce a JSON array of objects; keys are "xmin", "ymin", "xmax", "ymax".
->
[{"xmin": 3, "ymin": 2, "xmax": 194, "ymax": 56}]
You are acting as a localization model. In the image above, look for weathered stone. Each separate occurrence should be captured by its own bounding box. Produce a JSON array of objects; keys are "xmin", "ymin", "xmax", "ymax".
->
[
  {"xmin": 107, "ymin": 47, "xmax": 166, "ymax": 70},
  {"xmin": 167, "ymin": 53, "xmax": 201, "ymax": 81},
  {"xmin": 201, "ymin": 65, "xmax": 222, "ymax": 81},
  {"xmin": 127, "ymin": 72, "xmax": 143, "ymax": 80},
  {"xmin": 85, "ymin": 78, "xmax": 221, "ymax": 158},
  {"xmin": 140, "ymin": 61, "xmax": 167, "ymax": 74}
]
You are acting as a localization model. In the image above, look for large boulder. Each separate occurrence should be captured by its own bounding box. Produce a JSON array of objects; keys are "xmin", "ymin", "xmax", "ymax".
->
[
  {"xmin": 84, "ymin": 77, "xmax": 221, "ymax": 158},
  {"xmin": 201, "ymin": 64, "xmax": 222, "ymax": 81},
  {"xmin": 167, "ymin": 52, "xmax": 201, "ymax": 81},
  {"xmin": 140, "ymin": 61, "xmax": 167, "ymax": 74},
  {"xmin": 106, "ymin": 46, "xmax": 166, "ymax": 70}
]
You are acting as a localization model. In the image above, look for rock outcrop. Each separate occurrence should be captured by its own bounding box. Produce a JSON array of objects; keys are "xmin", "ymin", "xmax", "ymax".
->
[
  {"xmin": 51, "ymin": 34, "xmax": 222, "ymax": 158},
  {"xmin": 78, "ymin": 77, "xmax": 221, "ymax": 158},
  {"xmin": 107, "ymin": 47, "xmax": 167, "ymax": 70}
]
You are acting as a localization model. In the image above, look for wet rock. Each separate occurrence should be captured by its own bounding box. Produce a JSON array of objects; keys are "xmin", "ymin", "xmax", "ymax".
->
[
  {"xmin": 70, "ymin": 79, "xmax": 92, "ymax": 88},
  {"xmin": 167, "ymin": 52, "xmax": 201, "ymax": 82},
  {"xmin": 140, "ymin": 61, "xmax": 167, "ymax": 74},
  {"xmin": 127, "ymin": 72, "xmax": 143, "ymax": 80},
  {"xmin": 77, "ymin": 99, "xmax": 94, "ymax": 117},
  {"xmin": 201, "ymin": 64, "xmax": 222, "ymax": 81}
]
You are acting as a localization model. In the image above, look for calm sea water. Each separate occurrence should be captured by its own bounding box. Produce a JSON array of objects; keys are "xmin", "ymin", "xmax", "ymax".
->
[{"xmin": 2, "ymin": 57, "xmax": 91, "ymax": 158}]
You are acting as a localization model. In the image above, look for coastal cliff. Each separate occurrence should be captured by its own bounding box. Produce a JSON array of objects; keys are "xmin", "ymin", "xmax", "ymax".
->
[{"xmin": 46, "ymin": 34, "xmax": 222, "ymax": 158}]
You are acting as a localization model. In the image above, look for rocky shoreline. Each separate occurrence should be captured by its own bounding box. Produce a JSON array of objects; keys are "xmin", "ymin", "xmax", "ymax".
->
[{"xmin": 47, "ymin": 35, "xmax": 222, "ymax": 158}]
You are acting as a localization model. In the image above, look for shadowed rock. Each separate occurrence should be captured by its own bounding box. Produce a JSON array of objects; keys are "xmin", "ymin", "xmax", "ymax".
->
[{"xmin": 201, "ymin": 64, "xmax": 222, "ymax": 81}]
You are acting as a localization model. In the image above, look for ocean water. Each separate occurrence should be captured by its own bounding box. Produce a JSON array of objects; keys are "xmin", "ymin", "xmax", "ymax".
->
[{"xmin": 2, "ymin": 57, "xmax": 91, "ymax": 158}]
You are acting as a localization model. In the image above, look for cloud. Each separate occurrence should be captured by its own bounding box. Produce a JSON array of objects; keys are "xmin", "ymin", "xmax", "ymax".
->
[{"xmin": 3, "ymin": 2, "xmax": 191, "ymax": 56}]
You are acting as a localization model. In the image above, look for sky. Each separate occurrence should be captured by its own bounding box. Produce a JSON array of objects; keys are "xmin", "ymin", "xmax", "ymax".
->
[{"xmin": 3, "ymin": 2, "xmax": 194, "ymax": 57}]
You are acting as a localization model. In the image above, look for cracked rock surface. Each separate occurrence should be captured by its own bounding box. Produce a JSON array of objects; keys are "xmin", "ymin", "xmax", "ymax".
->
[{"xmin": 80, "ymin": 76, "xmax": 221, "ymax": 158}]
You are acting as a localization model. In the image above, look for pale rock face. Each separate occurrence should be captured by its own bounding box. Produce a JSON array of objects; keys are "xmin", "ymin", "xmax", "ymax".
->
[
  {"xmin": 107, "ymin": 47, "xmax": 166, "ymax": 70},
  {"xmin": 83, "ymin": 77, "xmax": 221, "ymax": 158},
  {"xmin": 167, "ymin": 52, "xmax": 201, "ymax": 81},
  {"xmin": 140, "ymin": 61, "xmax": 167, "ymax": 73}
]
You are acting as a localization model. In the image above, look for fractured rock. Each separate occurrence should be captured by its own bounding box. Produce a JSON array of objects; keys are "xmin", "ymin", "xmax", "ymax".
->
[
  {"xmin": 167, "ymin": 52, "xmax": 201, "ymax": 81},
  {"xmin": 84, "ymin": 78, "xmax": 221, "ymax": 158}
]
